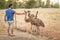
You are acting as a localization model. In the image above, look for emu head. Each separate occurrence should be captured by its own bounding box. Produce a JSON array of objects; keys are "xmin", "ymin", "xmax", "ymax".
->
[
  {"xmin": 25, "ymin": 11, "xmax": 35, "ymax": 22},
  {"xmin": 28, "ymin": 11, "xmax": 35, "ymax": 18},
  {"xmin": 28, "ymin": 11, "xmax": 31, "ymax": 17}
]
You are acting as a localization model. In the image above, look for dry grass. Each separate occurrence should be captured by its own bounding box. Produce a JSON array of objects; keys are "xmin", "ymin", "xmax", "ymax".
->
[{"xmin": 0, "ymin": 8, "xmax": 60, "ymax": 40}]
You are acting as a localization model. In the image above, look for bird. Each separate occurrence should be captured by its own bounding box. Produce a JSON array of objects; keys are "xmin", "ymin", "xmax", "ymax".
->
[{"xmin": 24, "ymin": 11, "xmax": 45, "ymax": 35}]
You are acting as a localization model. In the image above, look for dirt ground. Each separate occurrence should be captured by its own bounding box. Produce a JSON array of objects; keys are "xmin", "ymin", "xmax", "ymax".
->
[{"xmin": 0, "ymin": 8, "xmax": 60, "ymax": 40}]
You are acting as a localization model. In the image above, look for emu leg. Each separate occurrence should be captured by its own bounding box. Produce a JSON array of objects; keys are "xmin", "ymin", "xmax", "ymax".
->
[
  {"xmin": 31, "ymin": 24, "xmax": 32, "ymax": 30},
  {"xmin": 36, "ymin": 27, "xmax": 40, "ymax": 35},
  {"xmin": 30, "ymin": 24, "xmax": 33, "ymax": 33},
  {"xmin": 28, "ymin": 23, "xmax": 32, "ymax": 34}
]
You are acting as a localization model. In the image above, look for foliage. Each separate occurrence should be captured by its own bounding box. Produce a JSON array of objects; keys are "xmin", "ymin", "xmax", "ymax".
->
[
  {"xmin": 13, "ymin": 2, "xmax": 18, "ymax": 8},
  {"xmin": 0, "ymin": 0, "xmax": 6, "ymax": 9},
  {"xmin": 0, "ymin": 0, "xmax": 60, "ymax": 9},
  {"xmin": 41, "ymin": 2, "xmax": 45, "ymax": 8},
  {"xmin": 25, "ymin": 0, "xmax": 36, "ymax": 8},
  {"xmin": 45, "ymin": 0, "xmax": 50, "ymax": 8},
  {"xmin": 53, "ymin": 3, "xmax": 59, "ymax": 8}
]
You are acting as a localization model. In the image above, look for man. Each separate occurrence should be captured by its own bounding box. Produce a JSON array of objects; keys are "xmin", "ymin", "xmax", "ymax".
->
[{"xmin": 5, "ymin": 4, "xmax": 27, "ymax": 36}]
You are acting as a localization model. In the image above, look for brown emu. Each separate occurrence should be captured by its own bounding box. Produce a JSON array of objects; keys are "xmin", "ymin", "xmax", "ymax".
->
[{"xmin": 24, "ymin": 11, "xmax": 45, "ymax": 34}]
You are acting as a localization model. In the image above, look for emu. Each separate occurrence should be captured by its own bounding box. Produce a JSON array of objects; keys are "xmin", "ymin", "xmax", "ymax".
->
[{"xmin": 24, "ymin": 11, "xmax": 45, "ymax": 34}]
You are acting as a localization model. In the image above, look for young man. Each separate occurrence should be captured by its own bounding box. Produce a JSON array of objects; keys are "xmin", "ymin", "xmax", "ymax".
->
[{"xmin": 5, "ymin": 4, "xmax": 27, "ymax": 36}]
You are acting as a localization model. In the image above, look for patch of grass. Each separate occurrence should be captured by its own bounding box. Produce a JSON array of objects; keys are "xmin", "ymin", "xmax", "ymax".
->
[
  {"xmin": 0, "ymin": 26, "xmax": 4, "ymax": 31},
  {"xmin": 0, "ymin": 24, "xmax": 6, "ymax": 31}
]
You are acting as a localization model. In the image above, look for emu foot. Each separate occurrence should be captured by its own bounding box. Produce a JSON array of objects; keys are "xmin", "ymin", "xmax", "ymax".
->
[
  {"xmin": 32, "ymin": 32, "xmax": 40, "ymax": 36},
  {"xmin": 30, "ymin": 30, "xmax": 40, "ymax": 36}
]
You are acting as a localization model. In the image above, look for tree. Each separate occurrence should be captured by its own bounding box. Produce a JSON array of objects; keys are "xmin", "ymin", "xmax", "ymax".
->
[
  {"xmin": 35, "ymin": 0, "xmax": 41, "ymax": 8},
  {"xmin": 7, "ymin": 0, "xmax": 18, "ymax": 9},
  {"xmin": 38, "ymin": 0, "xmax": 41, "ymax": 7},
  {"xmin": 13, "ymin": 2, "xmax": 18, "ymax": 8},
  {"xmin": 45, "ymin": 0, "xmax": 50, "ymax": 8},
  {"xmin": 53, "ymin": 3, "xmax": 59, "ymax": 8},
  {"xmin": 8, "ymin": 0, "xmax": 12, "ymax": 4},
  {"xmin": 0, "ymin": 0, "xmax": 6, "ymax": 9},
  {"xmin": 25, "ymin": 0, "xmax": 36, "ymax": 8},
  {"xmin": 41, "ymin": 1, "xmax": 45, "ymax": 8},
  {"xmin": 18, "ymin": 2, "xmax": 22, "ymax": 8}
]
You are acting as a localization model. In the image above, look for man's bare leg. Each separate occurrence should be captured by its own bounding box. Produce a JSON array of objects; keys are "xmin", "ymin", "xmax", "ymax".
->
[
  {"xmin": 11, "ymin": 27, "xmax": 15, "ymax": 36},
  {"xmin": 10, "ymin": 27, "xmax": 15, "ymax": 36},
  {"xmin": 7, "ymin": 27, "xmax": 11, "ymax": 36},
  {"xmin": 11, "ymin": 28, "xmax": 13, "ymax": 34}
]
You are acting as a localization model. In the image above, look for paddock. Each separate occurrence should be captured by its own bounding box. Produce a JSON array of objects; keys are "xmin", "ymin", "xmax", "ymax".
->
[{"xmin": 0, "ymin": 8, "xmax": 60, "ymax": 40}]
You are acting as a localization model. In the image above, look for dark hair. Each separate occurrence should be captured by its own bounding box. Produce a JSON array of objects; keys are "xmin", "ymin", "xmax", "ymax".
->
[{"xmin": 8, "ymin": 4, "xmax": 12, "ymax": 8}]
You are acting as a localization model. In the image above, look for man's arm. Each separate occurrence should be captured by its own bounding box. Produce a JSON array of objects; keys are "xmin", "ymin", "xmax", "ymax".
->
[
  {"xmin": 15, "ymin": 11, "xmax": 27, "ymax": 15},
  {"xmin": 16, "ymin": 12, "xmax": 25, "ymax": 15}
]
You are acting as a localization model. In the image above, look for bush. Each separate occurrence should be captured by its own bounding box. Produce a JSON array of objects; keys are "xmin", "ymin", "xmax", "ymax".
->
[
  {"xmin": 13, "ymin": 2, "xmax": 18, "ymax": 8},
  {"xmin": 53, "ymin": 3, "xmax": 59, "ymax": 8},
  {"xmin": 45, "ymin": 0, "xmax": 50, "ymax": 8},
  {"xmin": 0, "ymin": 0, "xmax": 6, "ymax": 9},
  {"xmin": 41, "ymin": 2, "xmax": 45, "ymax": 8},
  {"xmin": 25, "ymin": 0, "xmax": 36, "ymax": 8},
  {"xmin": 0, "ymin": 0, "xmax": 60, "ymax": 9}
]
